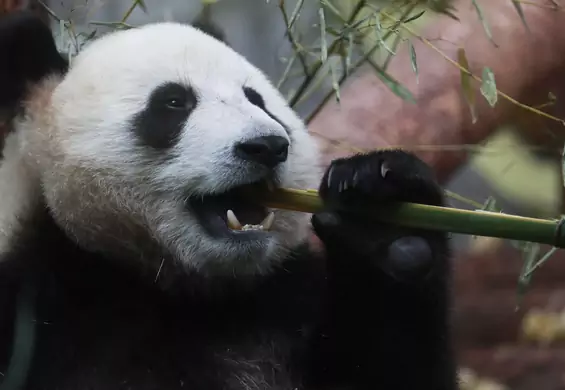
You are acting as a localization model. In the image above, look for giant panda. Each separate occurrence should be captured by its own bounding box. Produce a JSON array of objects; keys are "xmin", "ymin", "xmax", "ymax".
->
[{"xmin": 0, "ymin": 10, "xmax": 457, "ymax": 390}]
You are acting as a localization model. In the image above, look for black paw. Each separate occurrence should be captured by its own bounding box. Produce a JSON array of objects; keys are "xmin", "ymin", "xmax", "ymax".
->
[{"xmin": 311, "ymin": 150, "xmax": 446, "ymax": 280}]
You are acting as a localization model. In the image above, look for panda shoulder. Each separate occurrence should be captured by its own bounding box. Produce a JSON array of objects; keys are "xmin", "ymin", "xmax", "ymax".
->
[
  {"xmin": 0, "ymin": 11, "xmax": 64, "ymax": 258},
  {"xmin": 0, "ymin": 130, "xmax": 42, "ymax": 258}
]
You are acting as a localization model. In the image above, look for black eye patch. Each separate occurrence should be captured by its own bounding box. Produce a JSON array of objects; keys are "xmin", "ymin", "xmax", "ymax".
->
[
  {"xmin": 243, "ymin": 87, "xmax": 265, "ymax": 109},
  {"xmin": 242, "ymin": 86, "xmax": 290, "ymax": 136},
  {"xmin": 132, "ymin": 82, "xmax": 198, "ymax": 150}
]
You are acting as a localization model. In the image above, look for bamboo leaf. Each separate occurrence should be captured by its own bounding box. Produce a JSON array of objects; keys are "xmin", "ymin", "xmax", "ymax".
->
[
  {"xmin": 457, "ymin": 48, "xmax": 477, "ymax": 123},
  {"xmin": 319, "ymin": 7, "xmax": 328, "ymax": 63},
  {"xmin": 409, "ymin": 41, "xmax": 418, "ymax": 84},
  {"xmin": 367, "ymin": 60, "xmax": 416, "ymax": 104},
  {"xmin": 511, "ymin": 0, "xmax": 530, "ymax": 32},
  {"xmin": 479, "ymin": 67, "xmax": 497, "ymax": 107},
  {"xmin": 516, "ymin": 242, "xmax": 540, "ymax": 309},
  {"xmin": 374, "ymin": 16, "xmax": 395, "ymax": 55},
  {"xmin": 137, "ymin": 0, "xmax": 148, "ymax": 13},
  {"xmin": 524, "ymin": 246, "xmax": 559, "ymax": 279},
  {"xmin": 548, "ymin": 92, "xmax": 557, "ymax": 102},
  {"xmin": 121, "ymin": 0, "xmax": 148, "ymax": 23},
  {"xmin": 402, "ymin": 10, "xmax": 426, "ymax": 24},
  {"xmin": 330, "ymin": 62, "xmax": 341, "ymax": 103},
  {"xmin": 344, "ymin": 31, "xmax": 353, "ymax": 78},
  {"xmin": 428, "ymin": 0, "xmax": 459, "ymax": 20},
  {"xmin": 324, "ymin": 27, "xmax": 342, "ymax": 37},
  {"xmin": 345, "ymin": 13, "xmax": 374, "ymax": 33},
  {"xmin": 481, "ymin": 196, "xmax": 499, "ymax": 212},
  {"xmin": 320, "ymin": 2, "xmax": 340, "ymax": 102},
  {"xmin": 562, "ymin": 142, "xmax": 565, "ymax": 188},
  {"xmin": 286, "ymin": 0, "xmax": 305, "ymax": 31},
  {"xmin": 471, "ymin": 0, "xmax": 497, "ymax": 47},
  {"xmin": 319, "ymin": 0, "xmax": 345, "ymax": 22}
]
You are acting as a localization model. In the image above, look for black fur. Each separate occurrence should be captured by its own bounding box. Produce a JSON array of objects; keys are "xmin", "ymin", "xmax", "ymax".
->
[
  {"xmin": 131, "ymin": 82, "xmax": 198, "ymax": 150},
  {"xmin": 0, "ymin": 11, "xmax": 458, "ymax": 390},
  {"xmin": 191, "ymin": 17, "xmax": 226, "ymax": 44},
  {"xmin": 243, "ymin": 87, "xmax": 291, "ymax": 136},
  {"xmin": 0, "ymin": 11, "xmax": 67, "ymax": 114}
]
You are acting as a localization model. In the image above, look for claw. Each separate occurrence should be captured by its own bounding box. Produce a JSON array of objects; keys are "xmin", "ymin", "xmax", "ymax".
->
[
  {"xmin": 380, "ymin": 161, "xmax": 390, "ymax": 178},
  {"xmin": 352, "ymin": 171, "xmax": 359, "ymax": 186},
  {"xmin": 327, "ymin": 165, "xmax": 334, "ymax": 188}
]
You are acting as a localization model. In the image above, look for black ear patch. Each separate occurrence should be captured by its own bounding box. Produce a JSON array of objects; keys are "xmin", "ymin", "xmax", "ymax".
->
[
  {"xmin": 192, "ymin": 20, "xmax": 227, "ymax": 45},
  {"xmin": 0, "ymin": 11, "xmax": 68, "ymax": 111}
]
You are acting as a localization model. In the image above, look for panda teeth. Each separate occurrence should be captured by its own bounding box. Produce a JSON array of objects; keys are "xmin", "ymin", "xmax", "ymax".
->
[
  {"xmin": 261, "ymin": 212, "xmax": 275, "ymax": 230},
  {"xmin": 226, "ymin": 210, "xmax": 275, "ymax": 232},
  {"xmin": 227, "ymin": 210, "xmax": 243, "ymax": 230}
]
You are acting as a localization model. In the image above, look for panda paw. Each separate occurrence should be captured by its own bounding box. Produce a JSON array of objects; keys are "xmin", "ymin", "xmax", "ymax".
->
[{"xmin": 311, "ymin": 149, "xmax": 446, "ymax": 281}]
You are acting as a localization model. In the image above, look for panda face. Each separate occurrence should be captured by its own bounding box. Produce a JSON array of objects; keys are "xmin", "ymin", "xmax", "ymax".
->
[{"xmin": 19, "ymin": 22, "xmax": 321, "ymax": 277}]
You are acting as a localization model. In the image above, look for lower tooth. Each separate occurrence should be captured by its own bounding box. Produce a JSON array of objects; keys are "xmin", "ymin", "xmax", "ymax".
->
[
  {"xmin": 261, "ymin": 212, "xmax": 275, "ymax": 230},
  {"xmin": 242, "ymin": 224, "xmax": 263, "ymax": 231},
  {"xmin": 226, "ymin": 211, "xmax": 275, "ymax": 232}
]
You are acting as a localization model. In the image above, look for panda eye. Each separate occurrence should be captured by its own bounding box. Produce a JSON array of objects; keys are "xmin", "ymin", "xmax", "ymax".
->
[
  {"xmin": 158, "ymin": 85, "xmax": 198, "ymax": 112},
  {"xmin": 166, "ymin": 97, "xmax": 189, "ymax": 110},
  {"xmin": 243, "ymin": 87, "xmax": 265, "ymax": 109}
]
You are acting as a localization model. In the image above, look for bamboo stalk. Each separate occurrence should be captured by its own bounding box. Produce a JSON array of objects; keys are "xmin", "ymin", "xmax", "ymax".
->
[{"xmin": 263, "ymin": 188, "xmax": 565, "ymax": 248}]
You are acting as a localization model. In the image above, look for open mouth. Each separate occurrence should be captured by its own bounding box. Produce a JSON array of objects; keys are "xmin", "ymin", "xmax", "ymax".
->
[{"xmin": 186, "ymin": 180, "xmax": 276, "ymax": 238}]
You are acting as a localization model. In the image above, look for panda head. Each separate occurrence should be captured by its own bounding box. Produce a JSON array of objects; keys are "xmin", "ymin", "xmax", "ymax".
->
[{"xmin": 1, "ymin": 13, "xmax": 321, "ymax": 278}]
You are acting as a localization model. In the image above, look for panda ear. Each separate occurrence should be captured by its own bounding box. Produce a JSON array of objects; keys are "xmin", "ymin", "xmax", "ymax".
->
[
  {"xmin": 0, "ymin": 11, "xmax": 68, "ymax": 111},
  {"xmin": 192, "ymin": 20, "xmax": 228, "ymax": 46}
]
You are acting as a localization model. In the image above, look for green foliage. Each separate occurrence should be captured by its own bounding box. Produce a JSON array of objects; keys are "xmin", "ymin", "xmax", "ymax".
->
[{"xmin": 480, "ymin": 67, "xmax": 498, "ymax": 107}]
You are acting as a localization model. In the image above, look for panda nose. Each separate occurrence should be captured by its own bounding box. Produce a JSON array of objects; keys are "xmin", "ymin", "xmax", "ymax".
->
[{"xmin": 235, "ymin": 135, "xmax": 289, "ymax": 168}]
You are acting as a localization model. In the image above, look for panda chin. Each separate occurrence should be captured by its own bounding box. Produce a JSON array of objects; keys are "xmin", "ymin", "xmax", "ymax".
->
[{"xmin": 186, "ymin": 180, "xmax": 275, "ymax": 241}]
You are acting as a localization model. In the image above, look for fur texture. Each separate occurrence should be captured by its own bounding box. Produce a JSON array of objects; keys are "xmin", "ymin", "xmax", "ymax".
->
[
  {"xmin": 0, "ymin": 11, "xmax": 458, "ymax": 390},
  {"xmin": 18, "ymin": 21, "xmax": 319, "ymax": 278},
  {"xmin": 0, "ymin": 130, "xmax": 40, "ymax": 256}
]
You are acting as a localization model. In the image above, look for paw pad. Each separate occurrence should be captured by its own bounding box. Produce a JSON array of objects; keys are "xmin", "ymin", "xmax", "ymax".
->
[{"xmin": 385, "ymin": 236, "xmax": 433, "ymax": 278}]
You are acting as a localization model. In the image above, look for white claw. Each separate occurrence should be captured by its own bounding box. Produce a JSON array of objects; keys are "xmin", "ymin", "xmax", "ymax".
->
[
  {"xmin": 352, "ymin": 171, "xmax": 359, "ymax": 185},
  {"xmin": 381, "ymin": 162, "xmax": 390, "ymax": 178},
  {"xmin": 261, "ymin": 212, "xmax": 275, "ymax": 231},
  {"xmin": 266, "ymin": 180, "xmax": 275, "ymax": 192},
  {"xmin": 327, "ymin": 165, "xmax": 334, "ymax": 188},
  {"xmin": 227, "ymin": 210, "xmax": 242, "ymax": 230}
]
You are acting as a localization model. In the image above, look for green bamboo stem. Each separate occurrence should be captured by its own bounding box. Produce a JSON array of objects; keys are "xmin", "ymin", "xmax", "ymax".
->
[{"xmin": 263, "ymin": 188, "xmax": 565, "ymax": 248}]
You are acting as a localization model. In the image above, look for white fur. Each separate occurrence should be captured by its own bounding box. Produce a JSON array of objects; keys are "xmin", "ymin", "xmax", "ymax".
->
[
  {"xmin": 17, "ymin": 22, "xmax": 321, "ymax": 277},
  {"xmin": 0, "ymin": 131, "xmax": 40, "ymax": 257}
]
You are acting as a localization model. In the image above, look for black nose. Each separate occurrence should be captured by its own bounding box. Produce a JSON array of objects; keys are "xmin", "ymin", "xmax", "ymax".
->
[{"xmin": 235, "ymin": 135, "xmax": 289, "ymax": 168}]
